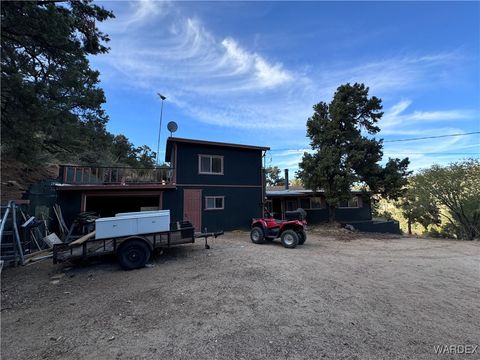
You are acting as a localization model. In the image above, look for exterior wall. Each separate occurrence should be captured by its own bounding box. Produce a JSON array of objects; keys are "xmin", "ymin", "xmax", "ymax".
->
[
  {"xmin": 165, "ymin": 141, "xmax": 264, "ymax": 232},
  {"xmin": 334, "ymin": 202, "xmax": 372, "ymax": 222},
  {"xmin": 266, "ymin": 194, "xmax": 372, "ymax": 224},
  {"xmin": 174, "ymin": 142, "xmax": 263, "ymax": 186},
  {"xmin": 50, "ymin": 140, "xmax": 265, "ymax": 233},
  {"xmin": 163, "ymin": 187, "xmax": 262, "ymax": 232},
  {"xmin": 200, "ymin": 187, "xmax": 262, "ymax": 232},
  {"xmin": 305, "ymin": 209, "xmax": 329, "ymax": 223},
  {"xmin": 57, "ymin": 191, "xmax": 82, "ymax": 226}
]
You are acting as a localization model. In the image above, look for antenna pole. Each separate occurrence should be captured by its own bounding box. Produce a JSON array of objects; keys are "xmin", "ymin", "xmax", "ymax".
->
[{"xmin": 156, "ymin": 94, "xmax": 166, "ymax": 166}]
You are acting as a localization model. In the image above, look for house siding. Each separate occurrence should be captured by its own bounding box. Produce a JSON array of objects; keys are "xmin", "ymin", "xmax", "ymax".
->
[
  {"xmin": 167, "ymin": 141, "xmax": 265, "ymax": 231},
  {"xmin": 267, "ymin": 193, "xmax": 373, "ymax": 224},
  {"xmin": 33, "ymin": 138, "xmax": 267, "ymax": 234},
  {"xmin": 174, "ymin": 142, "xmax": 263, "ymax": 186},
  {"xmin": 199, "ymin": 187, "xmax": 262, "ymax": 232}
]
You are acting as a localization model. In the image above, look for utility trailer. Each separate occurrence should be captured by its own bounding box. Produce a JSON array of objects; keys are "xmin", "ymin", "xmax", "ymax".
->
[{"xmin": 53, "ymin": 211, "xmax": 223, "ymax": 270}]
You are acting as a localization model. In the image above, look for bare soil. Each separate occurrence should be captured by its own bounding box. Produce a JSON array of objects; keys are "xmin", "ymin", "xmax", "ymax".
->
[
  {"xmin": 1, "ymin": 160, "xmax": 59, "ymax": 203},
  {"xmin": 1, "ymin": 232, "xmax": 479, "ymax": 359}
]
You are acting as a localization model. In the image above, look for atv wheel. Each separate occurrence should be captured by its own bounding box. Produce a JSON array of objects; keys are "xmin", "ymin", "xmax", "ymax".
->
[
  {"xmin": 297, "ymin": 230, "xmax": 307, "ymax": 245},
  {"xmin": 250, "ymin": 227, "xmax": 266, "ymax": 244},
  {"xmin": 280, "ymin": 230, "xmax": 299, "ymax": 248}
]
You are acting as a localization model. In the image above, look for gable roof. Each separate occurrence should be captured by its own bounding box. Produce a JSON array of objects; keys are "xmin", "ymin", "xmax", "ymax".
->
[{"xmin": 165, "ymin": 137, "xmax": 270, "ymax": 162}]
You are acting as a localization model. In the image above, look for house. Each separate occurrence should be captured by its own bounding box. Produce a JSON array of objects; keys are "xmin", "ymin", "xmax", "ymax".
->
[
  {"xmin": 265, "ymin": 169, "xmax": 371, "ymax": 223},
  {"xmin": 266, "ymin": 170, "xmax": 400, "ymax": 233},
  {"xmin": 54, "ymin": 137, "xmax": 269, "ymax": 232}
]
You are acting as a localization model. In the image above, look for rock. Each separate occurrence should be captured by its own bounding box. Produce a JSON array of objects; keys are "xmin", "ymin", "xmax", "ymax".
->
[{"xmin": 344, "ymin": 224, "xmax": 356, "ymax": 232}]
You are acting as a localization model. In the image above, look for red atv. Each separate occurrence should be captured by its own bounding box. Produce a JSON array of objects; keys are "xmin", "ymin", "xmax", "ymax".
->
[{"xmin": 250, "ymin": 209, "xmax": 307, "ymax": 248}]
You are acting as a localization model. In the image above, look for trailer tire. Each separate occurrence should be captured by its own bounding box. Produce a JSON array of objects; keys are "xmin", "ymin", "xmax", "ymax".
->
[
  {"xmin": 297, "ymin": 230, "xmax": 307, "ymax": 245},
  {"xmin": 280, "ymin": 230, "xmax": 299, "ymax": 248},
  {"xmin": 117, "ymin": 239, "xmax": 151, "ymax": 270},
  {"xmin": 250, "ymin": 227, "xmax": 266, "ymax": 244}
]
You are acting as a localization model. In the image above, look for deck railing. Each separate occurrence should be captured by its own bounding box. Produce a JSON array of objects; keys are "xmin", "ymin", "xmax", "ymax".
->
[{"xmin": 59, "ymin": 165, "xmax": 173, "ymax": 185}]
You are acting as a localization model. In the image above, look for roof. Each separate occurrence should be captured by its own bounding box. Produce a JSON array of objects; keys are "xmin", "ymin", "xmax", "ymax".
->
[
  {"xmin": 266, "ymin": 186, "xmax": 367, "ymax": 197},
  {"xmin": 165, "ymin": 137, "xmax": 270, "ymax": 162},
  {"xmin": 266, "ymin": 187, "xmax": 315, "ymax": 197}
]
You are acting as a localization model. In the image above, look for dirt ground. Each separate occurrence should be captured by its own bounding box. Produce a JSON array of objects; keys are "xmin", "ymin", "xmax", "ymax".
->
[{"xmin": 1, "ymin": 231, "xmax": 479, "ymax": 360}]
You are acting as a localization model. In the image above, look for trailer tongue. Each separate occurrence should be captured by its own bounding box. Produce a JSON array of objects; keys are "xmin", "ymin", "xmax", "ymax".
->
[{"xmin": 53, "ymin": 211, "xmax": 223, "ymax": 270}]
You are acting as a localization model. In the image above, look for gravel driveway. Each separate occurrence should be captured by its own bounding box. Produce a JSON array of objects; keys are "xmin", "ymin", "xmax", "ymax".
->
[{"xmin": 1, "ymin": 231, "xmax": 479, "ymax": 359}]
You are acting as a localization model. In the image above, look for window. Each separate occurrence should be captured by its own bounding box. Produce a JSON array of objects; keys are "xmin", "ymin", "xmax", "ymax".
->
[
  {"xmin": 310, "ymin": 197, "xmax": 323, "ymax": 209},
  {"xmin": 299, "ymin": 197, "xmax": 324, "ymax": 209},
  {"xmin": 199, "ymin": 155, "xmax": 223, "ymax": 175},
  {"xmin": 300, "ymin": 198, "xmax": 310, "ymax": 209},
  {"xmin": 205, "ymin": 196, "xmax": 224, "ymax": 210},
  {"xmin": 286, "ymin": 200, "xmax": 298, "ymax": 211},
  {"xmin": 338, "ymin": 197, "xmax": 359, "ymax": 208}
]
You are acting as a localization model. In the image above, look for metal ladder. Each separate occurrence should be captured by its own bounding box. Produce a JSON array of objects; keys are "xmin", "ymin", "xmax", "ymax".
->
[{"xmin": 0, "ymin": 201, "xmax": 25, "ymax": 268}]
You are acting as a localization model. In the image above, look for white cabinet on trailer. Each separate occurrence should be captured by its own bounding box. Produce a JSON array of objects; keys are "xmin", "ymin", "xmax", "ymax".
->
[{"xmin": 95, "ymin": 211, "xmax": 170, "ymax": 240}]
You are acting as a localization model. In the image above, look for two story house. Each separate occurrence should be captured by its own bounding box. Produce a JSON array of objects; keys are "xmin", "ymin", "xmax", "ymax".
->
[{"xmin": 54, "ymin": 137, "xmax": 269, "ymax": 232}]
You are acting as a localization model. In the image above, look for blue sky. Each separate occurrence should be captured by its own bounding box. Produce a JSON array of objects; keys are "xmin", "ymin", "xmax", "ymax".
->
[{"xmin": 92, "ymin": 1, "xmax": 479, "ymax": 173}]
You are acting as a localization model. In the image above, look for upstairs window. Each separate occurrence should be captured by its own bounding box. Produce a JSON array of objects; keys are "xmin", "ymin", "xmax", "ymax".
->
[{"xmin": 199, "ymin": 155, "xmax": 224, "ymax": 175}]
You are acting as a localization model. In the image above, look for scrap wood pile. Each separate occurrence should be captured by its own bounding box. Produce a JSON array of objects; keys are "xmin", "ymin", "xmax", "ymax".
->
[{"xmin": 0, "ymin": 201, "xmax": 98, "ymax": 269}]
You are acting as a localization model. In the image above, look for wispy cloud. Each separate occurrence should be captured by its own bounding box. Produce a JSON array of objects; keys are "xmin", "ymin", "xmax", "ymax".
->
[
  {"xmin": 380, "ymin": 100, "xmax": 475, "ymax": 134},
  {"xmin": 93, "ymin": 1, "xmax": 478, "ymax": 172}
]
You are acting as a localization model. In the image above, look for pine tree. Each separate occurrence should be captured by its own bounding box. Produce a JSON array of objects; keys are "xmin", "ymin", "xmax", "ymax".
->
[
  {"xmin": 297, "ymin": 83, "xmax": 410, "ymax": 222},
  {"xmin": 1, "ymin": 1, "xmax": 114, "ymax": 163}
]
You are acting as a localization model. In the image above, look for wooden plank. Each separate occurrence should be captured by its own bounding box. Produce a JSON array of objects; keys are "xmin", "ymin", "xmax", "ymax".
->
[
  {"xmin": 25, "ymin": 248, "xmax": 52, "ymax": 259},
  {"xmin": 69, "ymin": 231, "xmax": 96, "ymax": 247}
]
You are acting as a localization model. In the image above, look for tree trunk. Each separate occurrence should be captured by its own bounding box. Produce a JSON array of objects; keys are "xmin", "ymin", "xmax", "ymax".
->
[
  {"xmin": 329, "ymin": 205, "xmax": 336, "ymax": 223},
  {"xmin": 407, "ymin": 218, "xmax": 412, "ymax": 235}
]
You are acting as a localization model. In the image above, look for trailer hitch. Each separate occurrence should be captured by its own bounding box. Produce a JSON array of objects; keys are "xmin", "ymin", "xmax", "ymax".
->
[{"xmin": 195, "ymin": 230, "xmax": 224, "ymax": 249}]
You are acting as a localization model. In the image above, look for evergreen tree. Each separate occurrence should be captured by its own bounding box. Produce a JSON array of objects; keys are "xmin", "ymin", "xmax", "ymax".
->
[
  {"xmin": 297, "ymin": 83, "xmax": 410, "ymax": 221},
  {"xmin": 265, "ymin": 166, "xmax": 285, "ymax": 186},
  {"xmin": 1, "ymin": 1, "xmax": 114, "ymax": 163}
]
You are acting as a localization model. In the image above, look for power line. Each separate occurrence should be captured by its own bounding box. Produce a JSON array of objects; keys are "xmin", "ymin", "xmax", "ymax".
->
[
  {"xmin": 383, "ymin": 131, "xmax": 480, "ymax": 143},
  {"xmin": 269, "ymin": 131, "xmax": 480, "ymax": 152}
]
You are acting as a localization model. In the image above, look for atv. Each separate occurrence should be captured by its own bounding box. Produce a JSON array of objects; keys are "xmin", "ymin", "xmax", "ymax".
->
[{"xmin": 250, "ymin": 208, "xmax": 307, "ymax": 248}]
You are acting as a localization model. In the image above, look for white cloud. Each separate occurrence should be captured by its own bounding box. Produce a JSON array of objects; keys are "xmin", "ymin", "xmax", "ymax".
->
[
  {"xmin": 124, "ymin": 0, "xmax": 163, "ymax": 27},
  {"xmin": 380, "ymin": 100, "xmax": 475, "ymax": 134},
  {"xmin": 92, "ymin": 2, "xmax": 478, "ymax": 172}
]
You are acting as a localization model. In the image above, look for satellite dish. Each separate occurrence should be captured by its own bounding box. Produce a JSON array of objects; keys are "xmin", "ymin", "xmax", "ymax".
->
[{"xmin": 167, "ymin": 121, "xmax": 178, "ymax": 137}]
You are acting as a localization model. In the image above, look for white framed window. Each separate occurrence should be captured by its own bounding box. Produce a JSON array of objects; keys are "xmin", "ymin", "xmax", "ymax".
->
[
  {"xmin": 199, "ymin": 155, "xmax": 224, "ymax": 175},
  {"xmin": 205, "ymin": 196, "xmax": 224, "ymax": 210}
]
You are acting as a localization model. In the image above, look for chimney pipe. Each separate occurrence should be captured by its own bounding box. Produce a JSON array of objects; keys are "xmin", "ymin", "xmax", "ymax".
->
[{"xmin": 285, "ymin": 169, "xmax": 289, "ymax": 190}]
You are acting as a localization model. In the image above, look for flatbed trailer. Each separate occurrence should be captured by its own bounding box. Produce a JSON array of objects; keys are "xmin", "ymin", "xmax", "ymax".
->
[{"xmin": 53, "ymin": 221, "xmax": 223, "ymax": 270}]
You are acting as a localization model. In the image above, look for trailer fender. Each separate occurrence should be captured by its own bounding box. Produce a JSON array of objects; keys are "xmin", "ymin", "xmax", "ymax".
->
[{"xmin": 116, "ymin": 236, "xmax": 153, "ymax": 253}]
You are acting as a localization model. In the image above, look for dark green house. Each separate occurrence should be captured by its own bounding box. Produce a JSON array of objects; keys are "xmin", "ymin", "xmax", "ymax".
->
[{"xmin": 55, "ymin": 137, "xmax": 269, "ymax": 232}]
